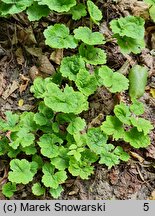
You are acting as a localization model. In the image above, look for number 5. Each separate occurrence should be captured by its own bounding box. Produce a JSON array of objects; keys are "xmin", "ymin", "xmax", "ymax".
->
[{"xmin": 143, "ymin": 203, "xmax": 149, "ymax": 211}]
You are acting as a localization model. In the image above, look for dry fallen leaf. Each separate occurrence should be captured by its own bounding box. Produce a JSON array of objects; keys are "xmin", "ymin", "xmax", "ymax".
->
[
  {"xmin": 15, "ymin": 47, "xmax": 25, "ymax": 65},
  {"xmin": 130, "ymin": 151, "xmax": 144, "ymax": 163},
  {"xmin": 2, "ymin": 80, "xmax": 19, "ymax": 100},
  {"xmin": 38, "ymin": 55, "xmax": 55, "ymax": 75},
  {"xmin": 19, "ymin": 74, "xmax": 30, "ymax": 95},
  {"xmin": 50, "ymin": 49, "xmax": 63, "ymax": 65},
  {"xmin": 18, "ymin": 99, "xmax": 24, "ymax": 107},
  {"xmin": 149, "ymin": 190, "xmax": 155, "ymax": 200},
  {"xmin": 24, "ymin": 46, "xmax": 43, "ymax": 57}
]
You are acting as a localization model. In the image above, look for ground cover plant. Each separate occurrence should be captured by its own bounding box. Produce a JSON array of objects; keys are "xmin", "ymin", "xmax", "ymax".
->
[{"xmin": 0, "ymin": 0, "xmax": 154, "ymax": 199}]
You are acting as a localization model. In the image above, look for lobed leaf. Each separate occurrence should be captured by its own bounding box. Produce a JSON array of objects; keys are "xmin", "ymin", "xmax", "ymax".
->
[
  {"xmin": 69, "ymin": 3, "xmax": 87, "ymax": 20},
  {"xmin": 87, "ymin": 0, "xmax": 102, "ymax": 24}
]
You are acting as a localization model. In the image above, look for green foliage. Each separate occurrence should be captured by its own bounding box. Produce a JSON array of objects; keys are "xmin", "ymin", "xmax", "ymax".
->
[
  {"xmin": 59, "ymin": 55, "xmax": 85, "ymax": 81},
  {"xmin": 2, "ymin": 182, "xmax": 16, "ymax": 198},
  {"xmin": 74, "ymin": 27, "xmax": 105, "ymax": 45},
  {"xmin": 8, "ymin": 159, "xmax": 38, "ymax": 184},
  {"xmin": 129, "ymin": 65, "xmax": 148, "ymax": 99},
  {"xmin": 44, "ymin": 24, "xmax": 78, "ymax": 49},
  {"xmin": 96, "ymin": 66, "xmax": 129, "ymax": 93},
  {"xmin": 0, "ymin": 0, "xmax": 153, "ymax": 200},
  {"xmin": 79, "ymin": 44, "xmax": 107, "ymax": 65},
  {"xmin": 75, "ymin": 69, "xmax": 98, "ymax": 96},
  {"xmin": 27, "ymin": 2, "xmax": 50, "ymax": 21},
  {"xmin": 110, "ymin": 16, "xmax": 145, "ymax": 54},
  {"xmin": 87, "ymin": 0, "xmax": 102, "ymax": 24},
  {"xmin": 36, "ymin": 0, "xmax": 76, "ymax": 12},
  {"xmin": 149, "ymin": 5, "xmax": 155, "ymax": 22},
  {"xmin": 32, "ymin": 183, "xmax": 45, "ymax": 196},
  {"xmin": 44, "ymin": 82, "xmax": 88, "ymax": 114},
  {"xmin": 69, "ymin": 3, "xmax": 87, "ymax": 20}
]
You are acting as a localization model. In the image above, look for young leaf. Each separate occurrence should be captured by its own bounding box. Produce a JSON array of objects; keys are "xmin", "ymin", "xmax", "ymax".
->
[
  {"xmin": 110, "ymin": 16, "xmax": 145, "ymax": 39},
  {"xmin": 42, "ymin": 164, "xmax": 67, "ymax": 189},
  {"xmin": 124, "ymin": 128, "xmax": 150, "ymax": 148},
  {"xmin": 75, "ymin": 69, "xmax": 98, "ymax": 96},
  {"xmin": 114, "ymin": 35, "xmax": 145, "ymax": 54},
  {"xmin": 8, "ymin": 159, "xmax": 37, "ymax": 184},
  {"xmin": 44, "ymin": 83, "xmax": 88, "ymax": 114},
  {"xmin": 97, "ymin": 66, "xmax": 129, "ymax": 93},
  {"xmin": 87, "ymin": 127, "xmax": 108, "ymax": 153},
  {"xmin": 44, "ymin": 24, "xmax": 78, "ymax": 49},
  {"xmin": 51, "ymin": 147, "xmax": 69, "ymax": 170},
  {"xmin": 101, "ymin": 116, "xmax": 125, "ymax": 140},
  {"xmin": 87, "ymin": 0, "xmax": 102, "ymax": 24},
  {"xmin": 129, "ymin": 65, "xmax": 148, "ymax": 99},
  {"xmin": 30, "ymin": 77, "xmax": 53, "ymax": 99},
  {"xmin": 74, "ymin": 27, "xmax": 105, "ymax": 45},
  {"xmin": 114, "ymin": 103, "xmax": 131, "ymax": 125},
  {"xmin": 34, "ymin": 113, "xmax": 49, "ymax": 126},
  {"xmin": 130, "ymin": 117, "xmax": 153, "ymax": 135},
  {"xmin": 38, "ymin": 134, "xmax": 63, "ymax": 158},
  {"xmin": 32, "ymin": 183, "xmax": 45, "ymax": 196},
  {"xmin": 2, "ymin": 182, "xmax": 16, "ymax": 198},
  {"xmin": 0, "ymin": 111, "xmax": 19, "ymax": 131},
  {"xmin": 79, "ymin": 44, "xmax": 107, "ymax": 65},
  {"xmin": 19, "ymin": 112, "xmax": 37, "ymax": 131},
  {"xmin": 0, "ymin": 0, "xmax": 33, "ymax": 15},
  {"xmin": 68, "ymin": 157, "xmax": 94, "ymax": 179},
  {"xmin": 37, "ymin": 0, "xmax": 76, "ymax": 12},
  {"xmin": 69, "ymin": 3, "xmax": 87, "ymax": 20},
  {"xmin": 27, "ymin": 2, "xmax": 50, "ymax": 21},
  {"xmin": 67, "ymin": 117, "xmax": 86, "ymax": 135},
  {"xmin": 22, "ymin": 145, "xmax": 37, "ymax": 155},
  {"xmin": 59, "ymin": 55, "xmax": 85, "ymax": 81},
  {"xmin": 129, "ymin": 99, "xmax": 145, "ymax": 115},
  {"xmin": 49, "ymin": 185, "xmax": 63, "ymax": 198},
  {"xmin": 113, "ymin": 146, "xmax": 130, "ymax": 161}
]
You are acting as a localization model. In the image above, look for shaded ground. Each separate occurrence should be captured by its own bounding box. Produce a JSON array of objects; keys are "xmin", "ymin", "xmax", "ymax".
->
[{"xmin": 0, "ymin": 0, "xmax": 155, "ymax": 200}]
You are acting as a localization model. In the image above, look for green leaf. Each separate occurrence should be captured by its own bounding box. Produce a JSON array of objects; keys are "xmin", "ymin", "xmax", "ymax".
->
[
  {"xmin": 0, "ymin": 111, "xmax": 19, "ymax": 131},
  {"xmin": 114, "ymin": 34, "xmax": 145, "ymax": 54},
  {"xmin": 32, "ymin": 183, "xmax": 45, "ymax": 196},
  {"xmin": 42, "ymin": 164, "xmax": 67, "ymax": 189},
  {"xmin": 49, "ymin": 185, "xmax": 63, "ymax": 198},
  {"xmin": 87, "ymin": 0, "xmax": 102, "ymax": 24},
  {"xmin": 2, "ymin": 182, "xmax": 16, "ymax": 198},
  {"xmin": 20, "ymin": 112, "xmax": 37, "ymax": 131},
  {"xmin": 69, "ymin": 3, "xmax": 87, "ymax": 20},
  {"xmin": 0, "ymin": 137, "xmax": 9, "ymax": 156},
  {"xmin": 32, "ymin": 155, "xmax": 44, "ymax": 169},
  {"xmin": 68, "ymin": 157, "xmax": 94, "ymax": 179},
  {"xmin": 10, "ymin": 128, "xmax": 35, "ymax": 149},
  {"xmin": 22, "ymin": 145, "xmax": 37, "ymax": 155},
  {"xmin": 34, "ymin": 113, "xmax": 48, "ymax": 126},
  {"xmin": 38, "ymin": 134, "xmax": 63, "ymax": 158},
  {"xmin": 130, "ymin": 117, "xmax": 153, "ymax": 135},
  {"xmin": 27, "ymin": 2, "xmax": 50, "ymax": 21},
  {"xmin": 67, "ymin": 117, "xmax": 86, "ymax": 135},
  {"xmin": 113, "ymin": 146, "xmax": 130, "ymax": 161},
  {"xmin": 87, "ymin": 127, "xmax": 108, "ymax": 153},
  {"xmin": 97, "ymin": 66, "xmax": 129, "ymax": 93},
  {"xmin": 44, "ymin": 24, "xmax": 78, "ymax": 49},
  {"xmin": 99, "ymin": 144, "xmax": 119, "ymax": 168},
  {"xmin": 150, "ymin": 5, "xmax": 155, "ymax": 22},
  {"xmin": 144, "ymin": 0, "xmax": 155, "ymax": 5},
  {"xmin": 130, "ymin": 99, "xmax": 145, "ymax": 115},
  {"xmin": 0, "ymin": 0, "xmax": 33, "ymax": 15},
  {"xmin": 124, "ymin": 127, "xmax": 150, "ymax": 148},
  {"xmin": 8, "ymin": 159, "xmax": 37, "ymax": 184},
  {"xmin": 74, "ymin": 27, "xmax": 105, "ymax": 45},
  {"xmin": 114, "ymin": 103, "xmax": 131, "ymax": 125},
  {"xmin": 30, "ymin": 77, "xmax": 53, "ymax": 99},
  {"xmin": 75, "ymin": 69, "xmax": 98, "ymax": 96},
  {"xmin": 51, "ymin": 147, "xmax": 69, "ymax": 170},
  {"xmin": 79, "ymin": 44, "xmax": 107, "ymax": 65},
  {"xmin": 44, "ymin": 83, "xmax": 88, "ymax": 114},
  {"xmin": 60, "ymin": 55, "xmax": 85, "ymax": 81},
  {"xmin": 110, "ymin": 16, "xmax": 145, "ymax": 39},
  {"xmin": 101, "ymin": 116, "xmax": 125, "ymax": 140},
  {"xmin": 129, "ymin": 65, "xmax": 148, "ymax": 99},
  {"xmin": 38, "ymin": 101, "xmax": 54, "ymax": 119},
  {"xmin": 37, "ymin": 0, "xmax": 76, "ymax": 12}
]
